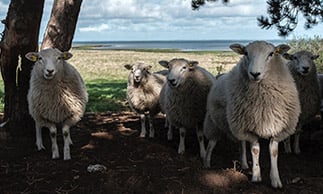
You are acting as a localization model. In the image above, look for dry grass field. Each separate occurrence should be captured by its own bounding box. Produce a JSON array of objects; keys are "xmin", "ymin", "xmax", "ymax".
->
[{"xmin": 69, "ymin": 49, "xmax": 239, "ymax": 81}]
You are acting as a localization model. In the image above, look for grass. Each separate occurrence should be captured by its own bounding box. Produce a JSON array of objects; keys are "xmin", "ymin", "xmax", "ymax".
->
[{"xmin": 85, "ymin": 79, "xmax": 127, "ymax": 112}]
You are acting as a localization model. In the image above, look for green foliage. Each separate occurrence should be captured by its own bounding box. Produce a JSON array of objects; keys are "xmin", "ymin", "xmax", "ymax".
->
[
  {"xmin": 288, "ymin": 36, "xmax": 323, "ymax": 73},
  {"xmin": 85, "ymin": 79, "xmax": 128, "ymax": 112}
]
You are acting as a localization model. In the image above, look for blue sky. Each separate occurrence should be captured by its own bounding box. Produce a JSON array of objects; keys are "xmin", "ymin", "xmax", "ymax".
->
[{"xmin": 0, "ymin": 0, "xmax": 322, "ymax": 41}]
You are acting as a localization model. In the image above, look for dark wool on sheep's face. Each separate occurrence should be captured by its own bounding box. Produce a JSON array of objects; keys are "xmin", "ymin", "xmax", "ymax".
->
[{"xmin": 283, "ymin": 51, "xmax": 321, "ymax": 154}]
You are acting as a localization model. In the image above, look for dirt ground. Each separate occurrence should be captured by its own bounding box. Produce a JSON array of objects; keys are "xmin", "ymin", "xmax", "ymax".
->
[{"xmin": 1, "ymin": 111, "xmax": 323, "ymax": 194}]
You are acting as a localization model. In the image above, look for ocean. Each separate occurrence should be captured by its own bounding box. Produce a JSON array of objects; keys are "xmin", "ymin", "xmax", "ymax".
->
[{"xmin": 72, "ymin": 40, "xmax": 288, "ymax": 51}]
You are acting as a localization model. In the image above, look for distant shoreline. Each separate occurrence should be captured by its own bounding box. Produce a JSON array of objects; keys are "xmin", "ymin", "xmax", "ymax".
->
[{"xmin": 71, "ymin": 39, "xmax": 288, "ymax": 52}]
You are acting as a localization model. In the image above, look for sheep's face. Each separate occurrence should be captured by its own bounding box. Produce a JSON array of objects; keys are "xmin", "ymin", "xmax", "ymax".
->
[
  {"xmin": 285, "ymin": 51, "xmax": 319, "ymax": 76},
  {"xmin": 124, "ymin": 63, "xmax": 152, "ymax": 84},
  {"xmin": 26, "ymin": 48, "xmax": 73, "ymax": 80},
  {"xmin": 159, "ymin": 58, "xmax": 198, "ymax": 88},
  {"xmin": 230, "ymin": 41, "xmax": 290, "ymax": 81}
]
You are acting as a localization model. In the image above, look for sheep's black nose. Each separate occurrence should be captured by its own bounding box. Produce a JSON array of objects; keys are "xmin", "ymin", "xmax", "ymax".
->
[
  {"xmin": 302, "ymin": 67, "xmax": 309, "ymax": 73},
  {"xmin": 168, "ymin": 78, "xmax": 176, "ymax": 86},
  {"xmin": 47, "ymin": 69, "xmax": 54, "ymax": 74},
  {"xmin": 250, "ymin": 72, "xmax": 261, "ymax": 79}
]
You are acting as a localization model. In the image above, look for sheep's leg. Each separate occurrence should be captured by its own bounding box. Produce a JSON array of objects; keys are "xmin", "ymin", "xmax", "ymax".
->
[
  {"xmin": 167, "ymin": 122, "xmax": 173, "ymax": 141},
  {"xmin": 139, "ymin": 114, "xmax": 146, "ymax": 138},
  {"xmin": 203, "ymin": 139, "xmax": 217, "ymax": 168},
  {"xmin": 293, "ymin": 131, "xmax": 301, "ymax": 154},
  {"xmin": 283, "ymin": 137, "xmax": 292, "ymax": 153},
  {"xmin": 148, "ymin": 113, "xmax": 154, "ymax": 138},
  {"xmin": 241, "ymin": 141, "xmax": 249, "ymax": 170},
  {"xmin": 62, "ymin": 125, "xmax": 73, "ymax": 160},
  {"xmin": 196, "ymin": 127, "xmax": 206, "ymax": 158},
  {"xmin": 164, "ymin": 114, "xmax": 168, "ymax": 128},
  {"xmin": 178, "ymin": 127, "xmax": 186, "ymax": 154},
  {"xmin": 165, "ymin": 115, "xmax": 173, "ymax": 140},
  {"xmin": 49, "ymin": 125, "xmax": 59, "ymax": 159},
  {"xmin": 250, "ymin": 140, "xmax": 261, "ymax": 182},
  {"xmin": 35, "ymin": 123, "xmax": 45, "ymax": 150},
  {"xmin": 269, "ymin": 139, "xmax": 282, "ymax": 188}
]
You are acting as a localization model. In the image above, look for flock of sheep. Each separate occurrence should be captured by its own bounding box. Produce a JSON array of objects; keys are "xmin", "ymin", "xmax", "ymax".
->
[
  {"xmin": 124, "ymin": 40, "xmax": 322, "ymax": 188},
  {"xmin": 24, "ymin": 40, "xmax": 321, "ymax": 189}
]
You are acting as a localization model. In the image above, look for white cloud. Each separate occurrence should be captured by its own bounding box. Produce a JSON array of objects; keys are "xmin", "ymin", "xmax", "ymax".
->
[
  {"xmin": 1, "ymin": 0, "xmax": 322, "ymax": 41},
  {"xmin": 79, "ymin": 23, "xmax": 109, "ymax": 32}
]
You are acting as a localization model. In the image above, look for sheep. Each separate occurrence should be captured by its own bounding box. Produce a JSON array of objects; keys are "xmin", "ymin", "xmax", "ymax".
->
[
  {"xmin": 317, "ymin": 73, "xmax": 323, "ymax": 128},
  {"xmin": 25, "ymin": 48, "xmax": 88, "ymax": 160},
  {"xmin": 158, "ymin": 58, "xmax": 214, "ymax": 158},
  {"xmin": 203, "ymin": 41, "xmax": 300, "ymax": 188},
  {"xmin": 124, "ymin": 62, "xmax": 166, "ymax": 138},
  {"xmin": 283, "ymin": 51, "xmax": 320, "ymax": 154}
]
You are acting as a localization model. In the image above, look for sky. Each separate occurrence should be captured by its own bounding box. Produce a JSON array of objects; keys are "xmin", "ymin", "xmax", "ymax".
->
[{"xmin": 0, "ymin": 0, "xmax": 322, "ymax": 41}]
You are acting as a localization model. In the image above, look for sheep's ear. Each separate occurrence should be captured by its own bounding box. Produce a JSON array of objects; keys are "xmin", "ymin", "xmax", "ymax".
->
[
  {"xmin": 62, "ymin": 52, "xmax": 73, "ymax": 60},
  {"xmin": 188, "ymin": 61, "xmax": 198, "ymax": 69},
  {"xmin": 229, "ymin": 44, "xmax": 245, "ymax": 55},
  {"xmin": 25, "ymin": 52, "xmax": 39, "ymax": 62},
  {"xmin": 159, "ymin": 60, "xmax": 169, "ymax": 68},
  {"xmin": 275, "ymin": 44, "xmax": 290, "ymax": 54},
  {"xmin": 124, "ymin": 64, "xmax": 133, "ymax": 70},
  {"xmin": 311, "ymin": 55, "xmax": 319, "ymax": 60},
  {"xmin": 283, "ymin": 53, "xmax": 293, "ymax": 60}
]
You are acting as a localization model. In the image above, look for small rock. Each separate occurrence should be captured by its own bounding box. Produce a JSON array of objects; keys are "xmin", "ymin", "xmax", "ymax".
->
[{"xmin": 87, "ymin": 164, "xmax": 107, "ymax": 173}]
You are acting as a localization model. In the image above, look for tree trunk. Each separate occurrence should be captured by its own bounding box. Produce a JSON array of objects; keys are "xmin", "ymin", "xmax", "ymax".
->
[
  {"xmin": 41, "ymin": 0, "xmax": 82, "ymax": 51},
  {"xmin": 0, "ymin": 0, "xmax": 44, "ymax": 142}
]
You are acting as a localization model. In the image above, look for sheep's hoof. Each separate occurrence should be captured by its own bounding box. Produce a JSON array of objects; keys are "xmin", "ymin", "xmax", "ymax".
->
[
  {"xmin": 203, "ymin": 160, "xmax": 211, "ymax": 168},
  {"xmin": 294, "ymin": 148, "xmax": 301, "ymax": 154},
  {"xmin": 36, "ymin": 144, "xmax": 45, "ymax": 151},
  {"xmin": 271, "ymin": 179, "xmax": 283, "ymax": 189},
  {"xmin": 139, "ymin": 133, "xmax": 146, "ymax": 138},
  {"xmin": 64, "ymin": 154, "xmax": 71, "ymax": 160},
  {"xmin": 251, "ymin": 175, "xmax": 262, "ymax": 182},
  {"xmin": 52, "ymin": 152, "xmax": 60, "ymax": 159}
]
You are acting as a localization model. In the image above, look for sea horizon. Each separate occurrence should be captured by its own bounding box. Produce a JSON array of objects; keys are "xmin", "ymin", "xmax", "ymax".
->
[{"xmin": 72, "ymin": 39, "xmax": 288, "ymax": 51}]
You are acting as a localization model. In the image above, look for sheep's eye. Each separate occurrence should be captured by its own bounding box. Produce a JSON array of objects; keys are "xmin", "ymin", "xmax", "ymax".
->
[
  {"xmin": 293, "ymin": 56, "xmax": 297, "ymax": 60},
  {"xmin": 268, "ymin": 52, "xmax": 274, "ymax": 57},
  {"xmin": 38, "ymin": 57, "xmax": 43, "ymax": 61},
  {"xmin": 244, "ymin": 52, "xmax": 248, "ymax": 56},
  {"xmin": 57, "ymin": 56, "xmax": 62, "ymax": 60},
  {"xmin": 182, "ymin": 66, "xmax": 187, "ymax": 70}
]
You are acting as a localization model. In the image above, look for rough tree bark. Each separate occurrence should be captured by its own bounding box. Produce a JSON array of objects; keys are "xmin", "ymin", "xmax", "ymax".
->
[
  {"xmin": 41, "ymin": 0, "xmax": 83, "ymax": 51},
  {"xmin": 0, "ymin": 0, "xmax": 44, "ymax": 141}
]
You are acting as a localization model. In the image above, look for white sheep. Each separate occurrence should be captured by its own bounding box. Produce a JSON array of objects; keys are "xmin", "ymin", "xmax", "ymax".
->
[
  {"xmin": 124, "ymin": 62, "xmax": 166, "ymax": 138},
  {"xmin": 203, "ymin": 41, "xmax": 300, "ymax": 188},
  {"xmin": 26, "ymin": 48, "xmax": 88, "ymax": 160},
  {"xmin": 159, "ymin": 58, "xmax": 214, "ymax": 158},
  {"xmin": 283, "ymin": 51, "xmax": 320, "ymax": 154}
]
